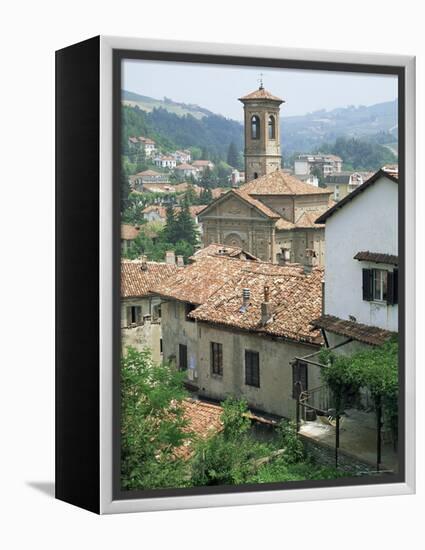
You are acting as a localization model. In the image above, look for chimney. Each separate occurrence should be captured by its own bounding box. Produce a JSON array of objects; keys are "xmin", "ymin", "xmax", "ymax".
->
[
  {"xmin": 165, "ymin": 250, "xmax": 176, "ymax": 265},
  {"xmin": 242, "ymin": 288, "xmax": 250, "ymax": 307},
  {"xmin": 261, "ymin": 284, "xmax": 273, "ymax": 325},
  {"xmin": 140, "ymin": 255, "xmax": 148, "ymax": 271},
  {"xmin": 176, "ymin": 255, "xmax": 184, "ymax": 267}
]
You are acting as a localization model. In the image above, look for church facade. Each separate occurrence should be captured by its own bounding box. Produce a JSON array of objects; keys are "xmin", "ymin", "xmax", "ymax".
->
[{"xmin": 198, "ymin": 85, "xmax": 334, "ymax": 268}]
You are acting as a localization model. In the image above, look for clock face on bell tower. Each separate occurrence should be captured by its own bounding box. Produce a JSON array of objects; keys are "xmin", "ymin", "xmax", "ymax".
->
[{"xmin": 239, "ymin": 84, "xmax": 285, "ymax": 183}]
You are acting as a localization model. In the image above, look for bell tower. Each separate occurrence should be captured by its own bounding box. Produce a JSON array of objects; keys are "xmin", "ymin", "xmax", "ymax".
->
[{"xmin": 239, "ymin": 82, "xmax": 284, "ymax": 183}]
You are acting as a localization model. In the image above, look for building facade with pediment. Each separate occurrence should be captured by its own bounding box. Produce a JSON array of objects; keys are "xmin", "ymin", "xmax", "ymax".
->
[{"xmin": 198, "ymin": 85, "xmax": 334, "ymax": 268}]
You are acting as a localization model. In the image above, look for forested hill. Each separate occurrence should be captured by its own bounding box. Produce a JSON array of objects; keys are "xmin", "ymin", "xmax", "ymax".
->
[
  {"xmin": 122, "ymin": 91, "xmax": 398, "ymax": 165},
  {"xmin": 121, "ymin": 103, "xmax": 244, "ymax": 160},
  {"xmin": 282, "ymin": 100, "xmax": 398, "ymax": 154}
]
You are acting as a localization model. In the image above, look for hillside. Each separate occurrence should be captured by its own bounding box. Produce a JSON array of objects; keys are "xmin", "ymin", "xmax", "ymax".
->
[
  {"xmin": 122, "ymin": 91, "xmax": 398, "ymax": 166},
  {"xmin": 122, "ymin": 90, "xmax": 213, "ymax": 120},
  {"xmin": 282, "ymin": 100, "xmax": 398, "ymax": 155}
]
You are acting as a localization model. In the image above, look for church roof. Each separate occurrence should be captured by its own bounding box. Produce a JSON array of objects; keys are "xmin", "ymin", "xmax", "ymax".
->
[
  {"xmin": 241, "ymin": 170, "xmax": 334, "ymax": 196},
  {"xmin": 239, "ymin": 87, "xmax": 284, "ymax": 103}
]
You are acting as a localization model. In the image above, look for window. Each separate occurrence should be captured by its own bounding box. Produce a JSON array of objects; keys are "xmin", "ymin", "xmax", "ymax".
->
[
  {"xmin": 362, "ymin": 268, "xmax": 398, "ymax": 304},
  {"xmin": 251, "ymin": 115, "xmax": 260, "ymax": 139},
  {"xmin": 179, "ymin": 344, "xmax": 188, "ymax": 371},
  {"xmin": 245, "ymin": 350, "xmax": 260, "ymax": 387},
  {"xmin": 211, "ymin": 342, "xmax": 223, "ymax": 376},
  {"xmin": 268, "ymin": 115, "xmax": 276, "ymax": 139},
  {"xmin": 127, "ymin": 305, "xmax": 142, "ymax": 325},
  {"xmin": 185, "ymin": 302, "xmax": 197, "ymax": 322},
  {"xmin": 253, "ymin": 172, "xmax": 259, "ymax": 179}
]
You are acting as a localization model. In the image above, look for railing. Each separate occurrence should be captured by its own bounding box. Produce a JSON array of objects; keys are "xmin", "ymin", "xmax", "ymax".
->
[{"xmin": 299, "ymin": 385, "xmax": 333, "ymax": 417}]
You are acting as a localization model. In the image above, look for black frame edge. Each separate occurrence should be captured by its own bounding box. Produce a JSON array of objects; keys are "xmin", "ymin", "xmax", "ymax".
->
[{"xmin": 55, "ymin": 35, "xmax": 101, "ymax": 514}]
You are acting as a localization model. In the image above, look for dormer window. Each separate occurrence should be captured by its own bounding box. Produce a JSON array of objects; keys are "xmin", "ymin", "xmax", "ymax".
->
[
  {"xmin": 268, "ymin": 115, "xmax": 276, "ymax": 139},
  {"xmin": 251, "ymin": 115, "xmax": 260, "ymax": 139}
]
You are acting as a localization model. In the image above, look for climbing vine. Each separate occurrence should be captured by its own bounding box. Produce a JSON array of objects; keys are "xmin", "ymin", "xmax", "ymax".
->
[{"xmin": 319, "ymin": 338, "xmax": 399, "ymax": 442}]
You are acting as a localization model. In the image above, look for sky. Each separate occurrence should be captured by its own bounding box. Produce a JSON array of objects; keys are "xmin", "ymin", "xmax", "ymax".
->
[{"xmin": 123, "ymin": 59, "xmax": 398, "ymax": 120}]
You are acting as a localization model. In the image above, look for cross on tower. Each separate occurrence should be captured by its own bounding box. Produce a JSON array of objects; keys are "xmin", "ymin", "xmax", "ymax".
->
[{"xmin": 258, "ymin": 73, "xmax": 264, "ymax": 90}]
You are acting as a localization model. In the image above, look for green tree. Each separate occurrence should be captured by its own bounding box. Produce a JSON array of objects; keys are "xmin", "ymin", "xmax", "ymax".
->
[
  {"xmin": 175, "ymin": 198, "xmax": 199, "ymax": 246},
  {"xmin": 120, "ymin": 347, "xmax": 190, "ymax": 490},
  {"xmin": 163, "ymin": 203, "xmax": 178, "ymax": 243},
  {"xmin": 227, "ymin": 142, "xmax": 239, "ymax": 168}
]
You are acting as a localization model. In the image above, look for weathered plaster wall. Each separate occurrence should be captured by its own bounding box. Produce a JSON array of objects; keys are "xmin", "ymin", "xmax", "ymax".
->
[{"xmin": 324, "ymin": 176, "xmax": 398, "ymax": 331}]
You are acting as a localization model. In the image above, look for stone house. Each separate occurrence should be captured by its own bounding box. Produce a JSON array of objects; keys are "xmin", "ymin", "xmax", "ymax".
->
[
  {"xmin": 174, "ymin": 163, "xmax": 200, "ymax": 179},
  {"xmin": 192, "ymin": 160, "xmax": 215, "ymax": 173},
  {"xmin": 121, "ymin": 258, "xmax": 179, "ymax": 362},
  {"xmin": 149, "ymin": 255, "xmax": 324, "ymax": 419},
  {"xmin": 153, "ymin": 155, "xmax": 177, "ymax": 169}
]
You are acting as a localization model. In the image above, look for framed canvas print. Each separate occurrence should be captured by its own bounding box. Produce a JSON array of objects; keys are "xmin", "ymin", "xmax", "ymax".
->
[{"xmin": 55, "ymin": 36, "xmax": 415, "ymax": 514}]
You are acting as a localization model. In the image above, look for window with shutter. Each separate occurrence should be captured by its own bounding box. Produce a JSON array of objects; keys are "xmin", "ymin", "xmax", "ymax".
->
[
  {"xmin": 362, "ymin": 268, "xmax": 373, "ymax": 301},
  {"xmin": 386, "ymin": 269, "xmax": 398, "ymax": 305}
]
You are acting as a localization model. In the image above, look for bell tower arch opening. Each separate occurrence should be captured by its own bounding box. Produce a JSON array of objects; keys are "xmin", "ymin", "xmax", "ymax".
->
[{"xmin": 239, "ymin": 84, "xmax": 285, "ymax": 183}]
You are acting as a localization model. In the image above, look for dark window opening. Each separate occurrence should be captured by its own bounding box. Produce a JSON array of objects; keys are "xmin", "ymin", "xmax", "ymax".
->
[
  {"xmin": 179, "ymin": 344, "xmax": 188, "ymax": 371},
  {"xmin": 211, "ymin": 342, "xmax": 223, "ymax": 376},
  {"xmin": 292, "ymin": 361, "xmax": 308, "ymax": 399},
  {"xmin": 127, "ymin": 305, "xmax": 142, "ymax": 325},
  {"xmin": 251, "ymin": 115, "xmax": 260, "ymax": 140},
  {"xmin": 253, "ymin": 172, "xmax": 258, "ymax": 179},
  {"xmin": 268, "ymin": 115, "xmax": 276, "ymax": 139},
  {"xmin": 185, "ymin": 302, "xmax": 197, "ymax": 322},
  {"xmin": 245, "ymin": 350, "xmax": 260, "ymax": 387}
]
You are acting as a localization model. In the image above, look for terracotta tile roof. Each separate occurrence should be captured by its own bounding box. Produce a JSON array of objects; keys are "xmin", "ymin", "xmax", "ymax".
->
[
  {"xmin": 233, "ymin": 189, "xmax": 281, "ymax": 219},
  {"xmin": 190, "ymin": 262, "xmax": 323, "ymax": 344},
  {"xmin": 189, "ymin": 243, "xmax": 260, "ymax": 262},
  {"xmin": 241, "ymin": 170, "xmax": 333, "ymax": 196},
  {"xmin": 211, "ymin": 187, "xmax": 227, "ymax": 199},
  {"xmin": 311, "ymin": 315, "xmax": 396, "ymax": 346},
  {"xmin": 121, "ymin": 224, "xmax": 140, "ymax": 240},
  {"xmin": 132, "ymin": 169, "xmax": 162, "ymax": 177},
  {"xmin": 175, "ymin": 399, "xmax": 223, "ymax": 459},
  {"xmin": 121, "ymin": 260, "xmax": 180, "ymax": 298},
  {"xmin": 293, "ymin": 210, "xmax": 326, "ymax": 229},
  {"xmin": 175, "ymin": 163, "xmax": 197, "ymax": 170},
  {"xmin": 142, "ymin": 183, "xmax": 175, "ymax": 193},
  {"xmin": 150, "ymin": 255, "xmax": 248, "ymax": 305},
  {"xmin": 354, "ymin": 251, "xmax": 398, "ymax": 265},
  {"xmin": 192, "ymin": 160, "xmax": 214, "ymax": 167},
  {"xmin": 239, "ymin": 87, "xmax": 284, "ymax": 103},
  {"xmin": 275, "ymin": 218, "xmax": 296, "ymax": 230}
]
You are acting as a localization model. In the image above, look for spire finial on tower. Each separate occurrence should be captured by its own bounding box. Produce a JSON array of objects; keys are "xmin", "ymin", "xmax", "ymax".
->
[{"xmin": 258, "ymin": 73, "xmax": 264, "ymax": 90}]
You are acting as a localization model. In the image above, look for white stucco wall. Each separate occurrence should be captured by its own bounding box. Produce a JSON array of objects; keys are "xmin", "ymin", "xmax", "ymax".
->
[{"xmin": 324, "ymin": 175, "xmax": 398, "ymax": 331}]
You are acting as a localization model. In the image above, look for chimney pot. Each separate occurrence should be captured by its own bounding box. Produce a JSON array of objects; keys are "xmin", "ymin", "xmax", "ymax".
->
[
  {"xmin": 242, "ymin": 288, "xmax": 250, "ymax": 307},
  {"xmin": 176, "ymin": 255, "xmax": 184, "ymax": 267}
]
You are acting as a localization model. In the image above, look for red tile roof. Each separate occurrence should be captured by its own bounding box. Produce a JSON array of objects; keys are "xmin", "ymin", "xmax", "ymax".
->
[
  {"xmin": 121, "ymin": 260, "xmax": 180, "ymax": 298},
  {"xmin": 190, "ymin": 262, "xmax": 323, "ymax": 344},
  {"xmin": 150, "ymin": 255, "xmax": 323, "ymax": 344},
  {"xmin": 241, "ymin": 170, "xmax": 333, "ymax": 196},
  {"xmin": 189, "ymin": 243, "xmax": 260, "ymax": 262},
  {"xmin": 311, "ymin": 315, "xmax": 396, "ymax": 346},
  {"xmin": 239, "ymin": 87, "xmax": 284, "ymax": 103},
  {"xmin": 121, "ymin": 224, "xmax": 140, "ymax": 240}
]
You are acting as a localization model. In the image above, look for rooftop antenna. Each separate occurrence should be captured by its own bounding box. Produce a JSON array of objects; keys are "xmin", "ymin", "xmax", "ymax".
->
[{"xmin": 258, "ymin": 73, "xmax": 264, "ymax": 90}]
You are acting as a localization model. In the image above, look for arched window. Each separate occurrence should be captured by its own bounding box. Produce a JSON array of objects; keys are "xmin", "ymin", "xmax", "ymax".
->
[
  {"xmin": 251, "ymin": 115, "xmax": 260, "ymax": 139},
  {"xmin": 268, "ymin": 115, "xmax": 276, "ymax": 139}
]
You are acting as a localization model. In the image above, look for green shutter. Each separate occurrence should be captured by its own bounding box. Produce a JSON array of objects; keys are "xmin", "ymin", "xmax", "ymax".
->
[{"xmin": 387, "ymin": 269, "xmax": 398, "ymax": 305}]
